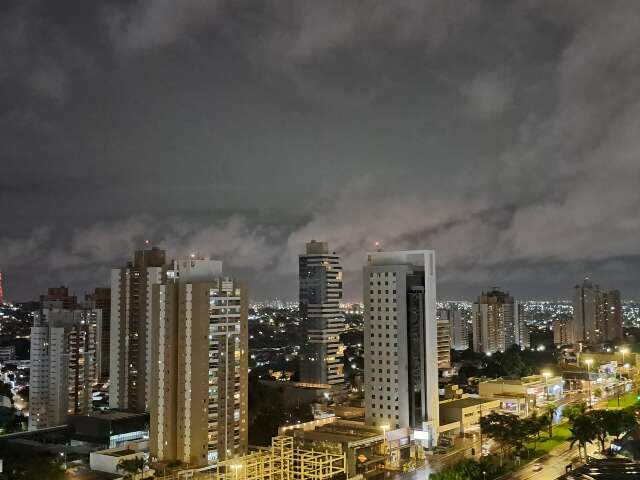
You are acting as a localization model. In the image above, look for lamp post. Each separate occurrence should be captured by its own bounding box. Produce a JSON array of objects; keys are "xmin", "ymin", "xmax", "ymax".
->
[
  {"xmin": 542, "ymin": 371, "xmax": 551, "ymax": 402},
  {"xmin": 585, "ymin": 358, "xmax": 593, "ymax": 409},
  {"xmin": 620, "ymin": 347, "xmax": 629, "ymax": 381}
]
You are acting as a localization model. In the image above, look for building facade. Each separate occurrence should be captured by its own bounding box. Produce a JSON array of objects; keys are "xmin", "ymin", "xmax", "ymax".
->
[
  {"xmin": 149, "ymin": 258, "xmax": 248, "ymax": 466},
  {"xmin": 29, "ymin": 307, "xmax": 97, "ymax": 430},
  {"xmin": 86, "ymin": 287, "xmax": 111, "ymax": 382},
  {"xmin": 363, "ymin": 250, "xmax": 439, "ymax": 446},
  {"xmin": 109, "ymin": 246, "xmax": 165, "ymax": 411},
  {"xmin": 573, "ymin": 278, "xmax": 599, "ymax": 344},
  {"xmin": 472, "ymin": 290, "xmax": 526, "ymax": 354},
  {"xmin": 436, "ymin": 319, "xmax": 451, "ymax": 369},
  {"xmin": 438, "ymin": 305, "xmax": 468, "ymax": 351},
  {"xmin": 298, "ymin": 241, "xmax": 345, "ymax": 386},
  {"xmin": 572, "ymin": 278, "xmax": 623, "ymax": 344},
  {"xmin": 553, "ymin": 316, "xmax": 575, "ymax": 345}
]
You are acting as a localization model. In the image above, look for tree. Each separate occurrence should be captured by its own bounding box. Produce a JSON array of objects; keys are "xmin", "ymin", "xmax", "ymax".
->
[
  {"xmin": 593, "ymin": 388, "xmax": 603, "ymax": 400},
  {"xmin": 563, "ymin": 401, "xmax": 586, "ymax": 422},
  {"xmin": 430, "ymin": 457, "xmax": 506, "ymax": 480},
  {"xmin": 0, "ymin": 441, "xmax": 64, "ymax": 479},
  {"xmin": 568, "ymin": 414, "xmax": 597, "ymax": 461},
  {"xmin": 522, "ymin": 413, "xmax": 544, "ymax": 455},
  {"xmin": 587, "ymin": 410, "xmax": 609, "ymax": 453},
  {"xmin": 117, "ymin": 457, "xmax": 146, "ymax": 480},
  {"xmin": 605, "ymin": 409, "xmax": 637, "ymax": 449},
  {"xmin": 545, "ymin": 402, "xmax": 558, "ymax": 437},
  {"xmin": 480, "ymin": 412, "xmax": 527, "ymax": 460}
]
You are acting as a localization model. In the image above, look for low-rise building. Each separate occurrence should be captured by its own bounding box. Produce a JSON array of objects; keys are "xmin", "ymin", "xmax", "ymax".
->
[
  {"xmin": 478, "ymin": 374, "xmax": 563, "ymax": 410},
  {"xmin": 279, "ymin": 417, "xmax": 387, "ymax": 477},
  {"xmin": 439, "ymin": 397, "xmax": 501, "ymax": 435},
  {"xmin": 89, "ymin": 442, "xmax": 152, "ymax": 479}
]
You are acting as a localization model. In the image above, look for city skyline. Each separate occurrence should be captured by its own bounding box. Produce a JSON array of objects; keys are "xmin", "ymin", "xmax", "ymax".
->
[{"xmin": 3, "ymin": 2, "xmax": 640, "ymax": 302}]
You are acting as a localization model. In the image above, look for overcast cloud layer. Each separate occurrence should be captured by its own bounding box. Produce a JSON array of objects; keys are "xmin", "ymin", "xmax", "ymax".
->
[{"xmin": 2, "ymin": 0, "xmax": 640, "ymax": 302}]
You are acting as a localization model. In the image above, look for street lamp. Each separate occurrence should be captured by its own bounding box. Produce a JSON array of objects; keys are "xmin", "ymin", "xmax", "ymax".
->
[
  {"xmin": 585, "ymin": 358, "xmax": 593, "ymax": 408},
  {"xmin": 620, "ymin": 347, "xmax": 630, "ymax": 381},
  {"xmin": 542, "ymin": 371, "xmax": 551, "ymax": 402},
  {"xmin": 380, "ymin": 424, "xmax": 390, "ymax": 453},
  {"xmin": 59, "ymin": 451, "xmax": 67, "ymax": 470}
]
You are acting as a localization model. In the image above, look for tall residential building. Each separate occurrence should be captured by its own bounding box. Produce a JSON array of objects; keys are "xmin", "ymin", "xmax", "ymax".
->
[
  {"xmin": 363, "ymin": 250, "xmax": 439, "ymax": 446},
  {"xmin": 438, "ymin": 305, "xmax": 468, "ymax": 351},
  {"xmin": 572, "ymin": 278, "xmax": 599, "ymax": 344},
  {"xmin": 553, "ymin": 316, "xmax": 575, "ymax": 345},
  {"xmin": 149, "ymin": 257, "xmax": 248, "ymax": 466},
  {"xmin": 298, "ymin": 240, "xmax": 345, "ymax": 386},
  {"xmin": 29, "ymin": 307, "xmax": 97, "ymax": 430},
  {"xmin": 0, "ymin": 272, "xmax": 4, "ymax": 304},
  {"xmin": 598, "ymin": 289, "xmax": 622, "ymax": 342},
  {"xmin": 436, "ymin": 319, "xmax": 451, "ymax": 369},
  {"xmin": 86, "ymin": 288, "xmax": 111, "ymax": 382},
  {"xmin": 472, "ymin": 289, "xmax": 526, "ymax": 354},
  {"xmin": 110, "ymin": 246, "xmax": 165, "ymax": 411},
  {"xmin": 515, "ymin": 304, "xmax": 531, "ymax": 350}
]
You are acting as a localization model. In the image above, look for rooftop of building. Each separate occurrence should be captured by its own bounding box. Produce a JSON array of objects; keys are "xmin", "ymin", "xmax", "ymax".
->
[
  {"xmin": 282, "ymin": 418, "xmax": 383, "ymax": 445},
  {"xmin": 440, "ymin": 397, "xmax": 498, "ymax": 409},
  {"xmin": 101, "ymin": 448, "xmax": 137, "ymax": 457},
  {"xmin": 480, "ymin": 374, "xmax": 562, "ymax": 386},
  {"xmin": 84, "ymin": 410, "xmax": 150, "ymax": 421}
]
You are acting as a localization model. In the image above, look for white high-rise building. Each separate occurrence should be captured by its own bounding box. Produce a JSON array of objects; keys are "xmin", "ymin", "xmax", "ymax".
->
[
  {"xmin": 149, "ymin": 257, "xmax": 248, "ymax": 466},
  {"xmin": 363, "ymin": 250, "xmax": 439, "ymax": 447},
  {"xmin": 29, "ymin": 308, "xmax": 97, "ymax": 430}
]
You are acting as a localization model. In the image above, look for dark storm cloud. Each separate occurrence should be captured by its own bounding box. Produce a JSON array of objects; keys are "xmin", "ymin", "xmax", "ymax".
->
[{"xmin": 2, "ymin": 0, "xmax": 640, "ymax": 301}]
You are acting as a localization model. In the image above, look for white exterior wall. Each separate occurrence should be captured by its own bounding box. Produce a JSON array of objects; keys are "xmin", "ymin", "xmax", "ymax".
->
[
  {"xmin": 109, "ymin": 269, "xmax": 123, "ymax": 409},
  {"xmin": 363, "ymin": 250, "xmax": 438, "ymax": 446}
]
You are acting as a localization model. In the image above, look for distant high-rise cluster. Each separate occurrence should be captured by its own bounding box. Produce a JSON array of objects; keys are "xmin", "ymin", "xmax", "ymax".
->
[
  {"xmin": 363, "ymin": 250, "xmax": 439, "ymax": 446},
  {"xmin": 472, "ymin": 289, "xmax": 528, "ymax": 354},
  {"xmin": 568, "ymin": 277, "xmax": 622, "ymax": 345},
  {"xmin": 298, "ymin": 240, "xmax": 345, "ymax": 386},
  {"xmin": 0, "ymin": 271, "xmax": 4, "ymax": 304}
]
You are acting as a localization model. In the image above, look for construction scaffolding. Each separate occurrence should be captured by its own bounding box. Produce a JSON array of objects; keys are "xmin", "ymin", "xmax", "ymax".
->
[{"xmin": 166, "ymin": 437, "xmax": 347, "ymax": 480}]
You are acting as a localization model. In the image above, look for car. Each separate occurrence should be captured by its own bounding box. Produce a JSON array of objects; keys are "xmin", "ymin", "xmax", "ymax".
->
[{"xmin": 532, "ymin": 463, "xmax": 543, "ymax": 472}]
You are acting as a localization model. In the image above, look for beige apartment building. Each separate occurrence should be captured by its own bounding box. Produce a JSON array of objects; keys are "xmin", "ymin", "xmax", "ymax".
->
[{"xmin": 149, "ymin": 258, "xmax": 248, "ymax": 467}]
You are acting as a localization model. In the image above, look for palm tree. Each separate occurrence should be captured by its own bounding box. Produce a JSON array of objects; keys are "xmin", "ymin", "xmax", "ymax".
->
[
  {"xmin": 545, "ymin": 402, "xmax": 558, "ymax": 437},
  {"xmin": 569, "ymin": 414, "xmax": 597, "ymax": 461}
]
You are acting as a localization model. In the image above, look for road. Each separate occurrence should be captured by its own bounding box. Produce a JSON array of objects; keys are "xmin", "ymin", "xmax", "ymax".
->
[{"xmin": 508, "ymin": 442, "xmax": 597, "ymax": 480}]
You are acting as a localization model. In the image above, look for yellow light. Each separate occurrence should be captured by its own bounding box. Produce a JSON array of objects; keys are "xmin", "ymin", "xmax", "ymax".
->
[
  {"xmin": 620, "ymin": 347, "xmax": 630, "ymax": 355},
  {"xmin": 585, "ymin": 358, "xmax": 593, "ymax": 366},
  {"xmin": 542, "ymin": 371, "xmax": 551, "ymax": 378}
]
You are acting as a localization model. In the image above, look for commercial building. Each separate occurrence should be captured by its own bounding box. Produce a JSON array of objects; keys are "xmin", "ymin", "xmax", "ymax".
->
[
  {"xmin": 67, "ymin": 411, "xmax": 150, "ymax": 448},
  {"xmin": 109, "ymin": 246, "xmax": 166, "ymax": 411},
  {"xmin": 438, "ymin": 304, "xmax": 468, "ymax": 351},
  {"xmin": 40, "ymin": 286, "xmax": 78, "ymax": 310},
  {"xmin": 29, "ymin": 306, "xmax": 97, "ymax": 430},
  {"xmin": 439, "ymin": 397, "xmax": 501, "ymax": 435},
  {"xmin": 478, "ymin": 374, "xmax": 563, "ymax": 412},
  {"xmin": 472, "ymin": 289, "xmax": 527, "ymax": 354},
  {"xmin": 86, "ymin": 288, "xmax": 111, "ymax": 382},
  {"xmin": 149, "ymin": 257, "xmax": 248, "ymax": 466},
  {"xmin": 298, "ymin": 240, "xmax": 345, "ymax": 386},
  {"xmin": 0, "ymin": 345, "xmax": 16, "ymax": 361},
  {"xmin": 363, "ymin": 250, "xmax": 439, "ymax": 447}
]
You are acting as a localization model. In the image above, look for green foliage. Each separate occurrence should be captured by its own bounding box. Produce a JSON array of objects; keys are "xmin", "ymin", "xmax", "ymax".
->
[
  {"xmin": 0, "ymin": 441, "xmax": 64, "ymax": 480},
  {"xmin": 563, "ymin": 401, "xmax": 586, "ymax": 422},
  {"xmin": 117, "ymin": 457, "xmax": 146, "ymax": 479},
  {"xmin": 430, "ymin": 457, "xmax": 507, "ymax": 480},
  {"xmin": 568, "ymin": 413, "xmax": 597, "ymax": 460}
]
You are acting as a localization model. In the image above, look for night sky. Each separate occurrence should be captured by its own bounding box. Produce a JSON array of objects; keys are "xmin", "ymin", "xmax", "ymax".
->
[{"xmin": 2, "ymin": 1, "xmax": 640, "ymax": 302}]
